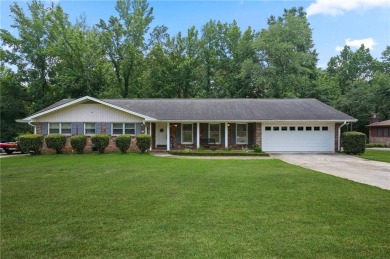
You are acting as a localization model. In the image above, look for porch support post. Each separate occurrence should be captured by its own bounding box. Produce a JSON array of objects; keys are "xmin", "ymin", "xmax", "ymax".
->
[
  {"xmin": 166, "ymin": 122, "xmax": 170, "ymax": 151},
  {"xmin": 149, "ymin": 122, "xmax": 152, "ymax": 151},
  {"xmin": 225, "ymin": 122, "xmax": 228, "ymax": 148},
  {"xmin": 196, "ymin": 122, "xmax": 200, "ymax": 149}
]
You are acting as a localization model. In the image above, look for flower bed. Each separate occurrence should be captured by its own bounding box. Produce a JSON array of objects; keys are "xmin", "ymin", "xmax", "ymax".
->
[{"xmin": 168, "ymin": 150, "xmax": 269, "ymax": 156}]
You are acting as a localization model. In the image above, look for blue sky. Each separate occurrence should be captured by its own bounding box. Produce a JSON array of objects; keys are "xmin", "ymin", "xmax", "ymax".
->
[{"xmin": 1, "ymin": 0, "xmax": 389, "ymax": 68}]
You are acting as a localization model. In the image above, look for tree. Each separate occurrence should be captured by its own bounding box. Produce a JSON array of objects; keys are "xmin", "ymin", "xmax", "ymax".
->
[
  {"xmin": 98, "ymin": 0, "xmax": 153, "ymax": 98},
  {"xmin": 0, "ymin": 0, "xmax": 60, "ymax": 111},
  {"xmin": 0, "ymin": 66, "xmax": 31, "ymax": 140},
  {"xmin": 254, "ymin": 7, "xmax": 318, "ymax": 98}
]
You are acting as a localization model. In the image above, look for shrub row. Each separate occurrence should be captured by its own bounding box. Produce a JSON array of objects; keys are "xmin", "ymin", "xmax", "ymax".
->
[{"xmin": 18, "ymin": 134, "xmax": 151, "ymax": 154}]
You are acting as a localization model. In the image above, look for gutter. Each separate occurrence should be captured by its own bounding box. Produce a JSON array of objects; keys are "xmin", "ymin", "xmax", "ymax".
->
[{"xmin": 338, "ymin": 121, "xmax": 348, "ymax": 152}]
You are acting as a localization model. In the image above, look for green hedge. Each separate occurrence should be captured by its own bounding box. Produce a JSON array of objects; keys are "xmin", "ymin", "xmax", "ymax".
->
[
  {"xmin": 19, "ymin": 134, "xmax": 44, "ymax": 154},
  {"xmin": 342, "ymin": 131, "xmax": 366, "ymax": 154},
  {"xmin": 70, "ymin": 135, "xmax": 87, "ymax": 154},
  {"xmin": 91, "ymin": 134, "xmax": 109, "ymax": 154},
  {"xmin": 115, "ymin": 135, "xmax": 131, "ymax": 153},
  {"xmin": 45, "ymin": 134, "xmax": 67, "ymax": 154},
  {"xmin": 168, "ymin": 150, "xmax": 269, "ymax": 157},
  {"xmin": 136, "ymin": 134, "xmax": 151, "ymax": 154}
]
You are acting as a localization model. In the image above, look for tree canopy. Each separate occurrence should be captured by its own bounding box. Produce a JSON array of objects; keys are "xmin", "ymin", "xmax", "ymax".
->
[{"xmin": 1, "ymin": 0, "xmax": 389, "ymax": 140}]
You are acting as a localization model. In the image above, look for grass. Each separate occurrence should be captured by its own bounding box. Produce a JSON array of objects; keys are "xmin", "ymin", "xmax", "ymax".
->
[
  {"xmin": 1, "ymin": 153, "xmax": 390, "ymax": 258},
  {"xmin": 357, "ymin": 149, "xmax": 390, "ymax": 163}
]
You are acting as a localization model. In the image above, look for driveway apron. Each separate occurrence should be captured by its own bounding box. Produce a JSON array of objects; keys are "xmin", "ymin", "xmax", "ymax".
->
[{"xmin": 270, "ymin": 153, "xmax": 390, "ymax": 190}]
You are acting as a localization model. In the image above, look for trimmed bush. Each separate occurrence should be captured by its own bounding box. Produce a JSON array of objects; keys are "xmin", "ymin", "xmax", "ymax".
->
[
  {"xmin": 136, "ymin": 134, "xmax": 151, "ymax": 154},
  {"xmin": 115, "ymin": 135, "xmax": 131, "ymax": 154},
  {"xmin": 45, "ymin": 134, "xmax": 67, "ymax": 154},
  {"xmin": 70, "ymin": 135, "xmax": 87, "ymax": 154},
  {"xmin": 19, "ymin": 134, "xmax": 44, "ymax": 154},
  {"xmin": 366, "ymin": 143, "xmax": 388, "ymax": 148},
  {"xmin": 342, "ymin": 131, "xmax": 366, "ymax": 154},
  {"xmin": 91, "ymin": 134, "xmax": 109, "ymax": 154}
]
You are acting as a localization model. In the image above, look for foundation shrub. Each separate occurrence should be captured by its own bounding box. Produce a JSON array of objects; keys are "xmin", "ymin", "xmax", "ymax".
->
[
  {"xmin": 19, "ymin": 134, "xmax": 44, "ymax": 154},
  {"xmin": 45, "ymin": 134, "xmax": 67, "ymax": 154},
  {"xmin": 342, "ymin": 131, "xmax": 366, "ymax": 154},
  {"xmin": 70, "ymin": 135, "xmax": 87, "ymax": 154},
  {"xmin": 136, "ymin": 134, "xmax": 151, "ymax": 154},
  {"xmin": 115, "ymin": 135, "xmax": 131, "ymax": 154},
  {"xmin": 91, "ymin": 134, "xmax": 109, "ymax": 154}
]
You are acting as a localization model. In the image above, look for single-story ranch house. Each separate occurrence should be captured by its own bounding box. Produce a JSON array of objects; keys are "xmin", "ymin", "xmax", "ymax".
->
[{"xmin": 19, "ymin": 96, "xmax": 356, "ymax": 153}]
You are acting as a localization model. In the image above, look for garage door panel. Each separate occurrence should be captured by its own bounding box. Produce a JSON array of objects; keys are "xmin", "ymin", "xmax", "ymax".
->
[{"xmin": 262, "ymin": 125, "xmax": 334, "ymax": 152}]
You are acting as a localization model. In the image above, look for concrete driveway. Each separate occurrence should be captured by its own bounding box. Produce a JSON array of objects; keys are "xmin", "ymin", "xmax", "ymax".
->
[{"xmin": 270, "ymin": 153, "xmax": 390, "ymax": 190}]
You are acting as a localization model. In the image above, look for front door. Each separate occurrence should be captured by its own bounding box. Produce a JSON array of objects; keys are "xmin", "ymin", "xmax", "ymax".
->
[{"xmin": 155, "ymin": 122, "xmax": 167, "ymax": 146}]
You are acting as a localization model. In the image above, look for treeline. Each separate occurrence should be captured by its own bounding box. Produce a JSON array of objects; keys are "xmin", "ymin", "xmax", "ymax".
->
[{"xmin": 1, "ymin": 0, "xmax": 389, "ymax": 140}]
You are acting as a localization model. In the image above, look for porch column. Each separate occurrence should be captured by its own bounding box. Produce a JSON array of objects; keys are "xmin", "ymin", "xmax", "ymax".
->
[
  {"xmin": 225, "ymin": 122, "xmax": 228, "ymax": 148},
  {"xmin": 196, "ymin": 122, "xmax": 200, "ymax": 149},
  {"xmin": 166, "ymin": 122, "xmax": 170, "ymax": 151},
  {"xmin": 149, "ymin": 122, "xmax": 152, "ymax": 151}
]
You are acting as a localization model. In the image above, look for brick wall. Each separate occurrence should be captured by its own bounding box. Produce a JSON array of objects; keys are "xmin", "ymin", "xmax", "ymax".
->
[
  {"xmin": 334, "ymin": 123, "xmax": 341, "ymax": 152},
  {"xmin": 255, "ymin": 122, "xmax": 262, "ymax": 147}
]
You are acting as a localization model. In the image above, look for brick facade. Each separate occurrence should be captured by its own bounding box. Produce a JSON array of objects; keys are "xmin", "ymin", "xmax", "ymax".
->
[{"xmin": 334, "ymin": 123, "xmax": 341, "ymax": 152}]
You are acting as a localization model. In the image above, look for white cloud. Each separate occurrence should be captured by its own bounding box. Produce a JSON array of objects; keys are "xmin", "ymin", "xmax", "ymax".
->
[
  {"xmin": 307, "ymin": 0, "xmax": 390, "ymax": 16},
  {"xmin": 335, "ymin": 37, "xmax": 377, "ymax": 52}
]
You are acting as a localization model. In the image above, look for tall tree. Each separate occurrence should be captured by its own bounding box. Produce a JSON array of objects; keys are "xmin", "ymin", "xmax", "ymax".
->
[
  {"xmin": 98, "ymin": 0, "xmax": 153, "ymax": 98},
  {"xmin": 0, "ymin": 0, "xmax": 61, "ymax": 111},
  {"xmin": 254, "ymin": 7, "xmax": 318, "ymax": 98}
]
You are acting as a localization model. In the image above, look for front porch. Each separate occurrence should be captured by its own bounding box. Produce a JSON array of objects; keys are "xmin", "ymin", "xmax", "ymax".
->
[{"xmin": 145, "ymin": 122, "xmax": 262, "ymax": 151}]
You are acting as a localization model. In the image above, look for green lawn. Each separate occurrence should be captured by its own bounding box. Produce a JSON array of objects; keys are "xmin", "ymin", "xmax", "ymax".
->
[
  {"xmin": 357, "ymin": 149, "xmax": 390, "ymax": 163},
  {"xmin": 1, "ymin": 153, "xmax": 389, "ymax": 258}
]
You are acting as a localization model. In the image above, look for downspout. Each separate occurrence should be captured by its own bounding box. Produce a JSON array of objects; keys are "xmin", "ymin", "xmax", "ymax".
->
[
  {"xmin": 338, "ymin": 121, "xmax": 348, "ymax": 152},
  {"xmin": 28, "ymin": 121, "xmax": 36, "ymax": 134}
]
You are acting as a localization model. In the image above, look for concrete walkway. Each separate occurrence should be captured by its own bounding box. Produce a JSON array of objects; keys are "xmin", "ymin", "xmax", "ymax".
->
[{"xmin": 270, "ymin": 153, "xmax": 390, "ymax": 190}]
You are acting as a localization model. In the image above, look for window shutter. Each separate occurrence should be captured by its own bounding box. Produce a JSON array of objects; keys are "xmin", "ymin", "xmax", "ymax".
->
[
  {"xmin": 135, "ymin": 123, "xmax": 142, "ymax": 135},
  {"xmin": 201, "ymin": 123, "xmax": 208, "ymax": 139},
  {"xmin": 230, "ymin": 123, "xmax": 236, "ymax": 144},
  {"xmin": 96, "ymin": 123, "xmax": 102, "ymax": 134},
  {"xmin": 221, "ymin": 123, "xmax": 225, "ymax": 144},
  {"xmin": 77, "ymin": 122, "xmax": 84, "ymax": 135},
  {"xmin": 41, "ymin": 122, "xmax": 48, "ymax": 135},
  {"xmin": 248, "ymin": 123, "xmax": 254, "ymax": 145},
  {"xmin": 106, "ymin": 122, "xmax": 111, "ymax": 135},
  {"xmin": 193, "ymin": 123, "xmax": 197, "ymax": 144},
  {"xmin": 176, "ymin": 123, "xmax": 181, "ymax": 144},
  {"xmin": 71, "ymin": 123, "xmax": 77, "ymax": 135}
]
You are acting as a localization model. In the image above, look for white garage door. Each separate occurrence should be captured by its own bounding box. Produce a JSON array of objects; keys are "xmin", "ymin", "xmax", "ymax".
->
[{"xmin": 262, "ymin": 124, "xmax": 335, "ymax": 152}]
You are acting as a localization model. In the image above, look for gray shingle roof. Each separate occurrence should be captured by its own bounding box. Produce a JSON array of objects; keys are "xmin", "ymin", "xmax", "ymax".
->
[
  {"xmin": 28, "ymin": 98, "xmax": 356, "ymax": 121},
  {"xmin": 368, "ymin": 120, "xmax": 390, "ymax": 127}
]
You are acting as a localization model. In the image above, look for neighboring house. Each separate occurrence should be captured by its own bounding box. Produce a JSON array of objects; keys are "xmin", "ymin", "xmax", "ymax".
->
[
  {"xmin": 367, "ymin": 115, "xmax": 390, "ymax": 146},
  {"xmin": 18, "ymin": 96, "xmax": 356, "ymax": 153}
]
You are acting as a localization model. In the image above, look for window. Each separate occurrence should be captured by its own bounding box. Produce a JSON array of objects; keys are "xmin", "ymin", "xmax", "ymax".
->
[
  {"xmin": 314, "ymin": 126, "xmax": 320, "ymax": 131},
  {"xmin": 49, "ymin": 123, "xmax": 71, "ymax": 134},
  {"xmin": 306, "ymin": 126, "xmax": 312, "ymax": 131},
  {"xmin": 384, "ymin": 128, "xmax": 389, "ymax": 137},
  {"xmin": 298, "ymin": 126, "xmax": 304, "ymax": 131},
  {"xmin": 265, "ymin": 126, "xmax": 271, "ymax": 131},
  {"xmin": 289, "ymin": 126, "xmax": 296, "ymax": 131},
  {"xmin": 49, "ymin": 123, "xmax": 60, "ymax": 134},
  {"xmin": 273, "ymin": 126, "xmax": 280, "ymax": 131},
  {"xmin": 182, "ymin": 124, "xmax": 193, "ymax": 144},
  {"xmin": 281, "ymin": 126, "xmax": 288, "ymax": 131},
  {"xmin": 322, "ymin": 126, "xmax": 329, "ymax": 131},
  {"xmin": 85, "ymin": 123, "xmax": 96, "ymax": 135},
  {"xmin": 236, "ymin": 124, "xmax": 248, "ymax": 144},
  {"xmin": 209, "ymin": 124, "xmax": 220, "ymax": 144},
  {"xmin": 112, "ymin": 123, "xmax": 135, "ymax": 135},
  {"xmin": 377, "ymin": 128, "xmax": 382, "ymax": 137}
]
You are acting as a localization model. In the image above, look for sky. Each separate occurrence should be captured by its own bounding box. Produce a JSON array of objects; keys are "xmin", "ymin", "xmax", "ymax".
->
[{"xmin": 1, "ymin": 0, "xmax": 389, "ymax": 68}]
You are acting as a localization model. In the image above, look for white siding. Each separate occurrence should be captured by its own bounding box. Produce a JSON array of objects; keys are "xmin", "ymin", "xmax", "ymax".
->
[
  {"xmin": 33, "ymin": 103, "xmax": 144, "ymax": 122},
  {"xmin": 262, "ymin": 122, "xmax": 335, "ymax": 152}
]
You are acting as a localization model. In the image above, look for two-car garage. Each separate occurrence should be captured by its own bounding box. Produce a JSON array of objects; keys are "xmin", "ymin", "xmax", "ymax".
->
[{"xmin": 262, "ymin": 123, "xmax": 335, "ymax": 152}]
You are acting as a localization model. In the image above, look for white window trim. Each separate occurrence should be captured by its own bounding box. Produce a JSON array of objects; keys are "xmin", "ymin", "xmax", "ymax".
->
[
  {"xmin": 236, "ymin": 123, "xmax": 248, "ymax": 144},
  {"xmin": 111, "ymin": 123, "xmax": 136, "ymax": 136},
  {"xmin": 49, "ymin": 122, "xmax": 72, "ymax": 135},
  {"xmin": 84, "ymin": 123, "xmax": 96, "ymax": 136},
  {"xmin": 181, "ymin": 123, "xmax": 193, "ymax": 144},
  {"xmin": 209, "ymin": 123, "xmax": 221, "ymax": 144}
]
